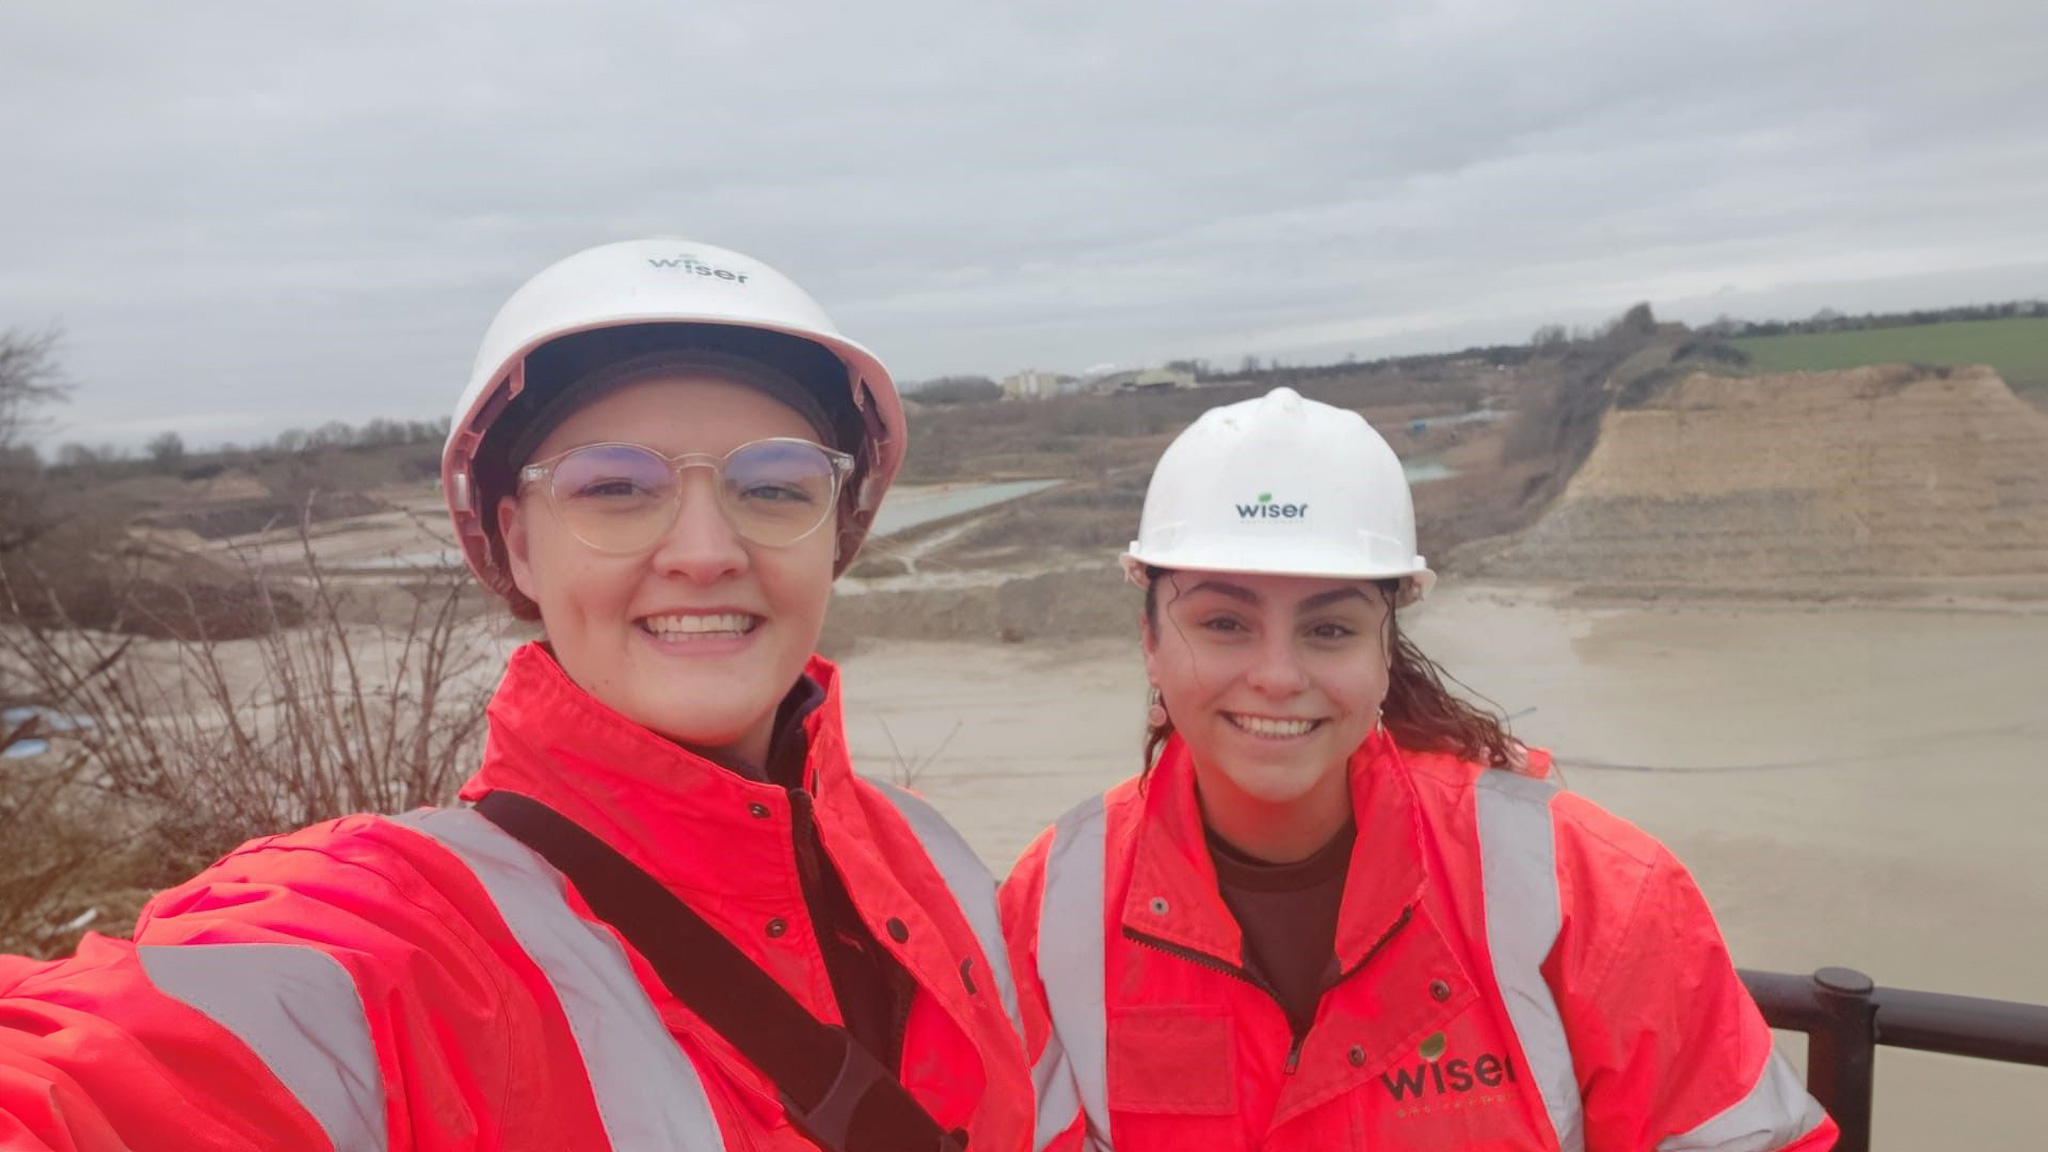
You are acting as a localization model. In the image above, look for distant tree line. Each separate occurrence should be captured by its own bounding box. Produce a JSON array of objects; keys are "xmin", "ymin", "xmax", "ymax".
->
[
  {"xmin": 1696, "ymin": 299, "xmax": 2046, "ymax": 339},
  {"xmin": 46, "ymin": 414, "xmax": 450, "ymax": 480},
  {"xmin": 1219, "ymin": 297, "xmax": 2045, "ymax": 395},
  {"xmin": 1209, "ymin": 305, "xmax": 1666, "ymax": 393},
  {"xmin": 902, "ymin": 375, "xmax": 1001, "ymax": 405}
]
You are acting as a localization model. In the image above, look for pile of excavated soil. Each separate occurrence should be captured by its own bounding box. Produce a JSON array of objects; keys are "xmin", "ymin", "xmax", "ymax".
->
[
  {"xmin": 822, "ymin": 564, "xmax": 1136, "ymax": 655},
  {"xmin": 1463, "ymin": 365, "xmax": 2048, "ymax": 593}
]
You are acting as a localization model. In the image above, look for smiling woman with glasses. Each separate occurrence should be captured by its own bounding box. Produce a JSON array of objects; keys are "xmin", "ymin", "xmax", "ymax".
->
[{"xmin": 0, "ymin": 240, "xmax": 1034, "ymax": 1152}]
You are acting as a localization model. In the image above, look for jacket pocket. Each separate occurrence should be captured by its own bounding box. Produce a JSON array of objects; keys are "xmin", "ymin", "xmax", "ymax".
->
[{"xmin": 1106, "ymin": 1004, "xmax": 1237, "ymax": 1116}]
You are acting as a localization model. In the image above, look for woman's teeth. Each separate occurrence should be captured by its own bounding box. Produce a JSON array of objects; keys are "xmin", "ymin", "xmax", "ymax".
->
[
  {"xmin": 1227, "ymin": 714, "xmax": 1318, "ymax": 738},
  {"xmin": 640, "ymin": 613, "xmax": 756, "ymax": 639}
]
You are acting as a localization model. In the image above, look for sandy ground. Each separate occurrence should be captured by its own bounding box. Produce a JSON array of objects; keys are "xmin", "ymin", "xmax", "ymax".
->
[{"xmin": 836, "ymin": 585, "xmax": 2048, "ymax": 1151}]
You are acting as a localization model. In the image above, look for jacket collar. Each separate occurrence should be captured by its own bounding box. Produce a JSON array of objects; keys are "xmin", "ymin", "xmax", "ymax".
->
[
  {"xmin": 1121, "ymin": 730, "xmax": 1428, "ymax": 973},
  {"xmin": 456, "ymin": 642, "xmax": 865, "ymax": 889}
]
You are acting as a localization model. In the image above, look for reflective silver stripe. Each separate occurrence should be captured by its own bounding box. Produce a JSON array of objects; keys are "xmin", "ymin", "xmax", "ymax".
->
[
  {"xmin": 871, "ymin": 780, "xmax": 1024, "ymax": 1040},
  {"xmin": 1658, "ymin": 1042, "xmax": 1828, "ymax": 1152},
  {"xmin": 1034, "ymin": 795, "xmax": 1113, "ymax": 1151},
  {"xmin": 138, "ymin": 942, "xmax": 386, "ymax": 1152},
  {"xmin": 1475, "ymin": 770, "xmax": 1586, "ymax": 1152},
  {"xmin": 393, "ymin": 808, "xmax": 725, "ymax": 1151},
  {"xmin": 1031, "ymin": 1028, "xmax": 1092, "ymax": 1152}
]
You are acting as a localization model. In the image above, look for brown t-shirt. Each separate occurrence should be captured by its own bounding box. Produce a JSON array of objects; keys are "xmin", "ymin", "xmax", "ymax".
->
[{"xmin": 1206, "ymin": 820, "xmax": 1357, "ymax": 1031}]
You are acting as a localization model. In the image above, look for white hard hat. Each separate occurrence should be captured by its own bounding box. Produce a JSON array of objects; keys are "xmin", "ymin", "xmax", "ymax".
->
[
  {"xmin": 442, "ymin": 239, "xmax": 906, "ymax": 595},
  {"xmin": 1122, "ymin": 387, "xmax": 1435, "ymax": 602}
]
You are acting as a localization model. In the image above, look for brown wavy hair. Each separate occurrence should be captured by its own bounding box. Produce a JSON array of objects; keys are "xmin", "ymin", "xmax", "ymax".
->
[{"xmin": 1142, "ymin": 569, "xmax": 1518, "ymax": 771}]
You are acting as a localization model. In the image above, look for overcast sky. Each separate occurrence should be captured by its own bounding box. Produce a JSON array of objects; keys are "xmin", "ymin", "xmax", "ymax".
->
[{"xmin": 5, "ymin": 0, "xmax": 2045, "ymax": 449}]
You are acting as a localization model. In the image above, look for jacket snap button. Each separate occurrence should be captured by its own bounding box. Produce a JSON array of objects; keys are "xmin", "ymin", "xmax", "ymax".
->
[
  {"xmin": 960, "ymin": 957, "xmax": 979, "ymax": 995},
  {"xmin": 1430, "ymin": 979, "xmax": 1452, "ymax": 1001},
  {"xmin": 886, "ymin": 917, "xmax": 910, "ymax": 943},
  {"xmin": 1348, "ymin": 1045, "xmax": 1366, "ymax": 1067},
  {"xmin": 1148, "ymin": 896, "xmax": 1169, "ymax": 915},
  {"xmin": 748, "ymin": 803, "xmax": 770, "ymax": 819},
  {"xmin": 766, "ymin": 917, "xmax": 788, "ymax": 938}
]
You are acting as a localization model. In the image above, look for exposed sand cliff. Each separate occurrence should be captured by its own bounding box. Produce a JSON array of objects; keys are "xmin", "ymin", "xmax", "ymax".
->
[{"xmin": 1464, "ymin": 365, "xmax": 2048, "ymax": 597}]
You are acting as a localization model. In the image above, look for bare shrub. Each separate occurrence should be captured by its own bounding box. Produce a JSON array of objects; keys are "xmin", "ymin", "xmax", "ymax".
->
[
  {"xmin": 0, "ymin": 528, "xmax": 499, "ymax": 955},
  {"xmin": 0, "ymin": 328, "xmax": 69, "ymax": 460},
  {"xmin": 0, "ymin": 706, "xmax": 132, "ymax": 955},
  {"xmin": 0, "ymin": 327, "xmax": 71, "ymax": 557},
  {"xmin": 1672, "ymin": 338, "xmax": 1751, "ymax": 367},
  {"xmin": 877, "ymin": 717, "xmax": 962, "ymax": 789}
]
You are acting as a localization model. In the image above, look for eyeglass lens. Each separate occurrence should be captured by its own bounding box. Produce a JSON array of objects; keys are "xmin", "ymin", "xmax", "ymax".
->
[{"xmin": 547, "ymin": 440, "xmax": 840, "ymax": 551}]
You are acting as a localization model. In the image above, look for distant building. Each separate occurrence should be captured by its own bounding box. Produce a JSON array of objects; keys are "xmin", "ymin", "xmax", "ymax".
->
[
  {"xmin": 1120, "ymin": 367, "xmax": 1197, "ymax": 394},
  {"xmin": 1001, "ymin": 370, "xmax": 1062, "ymax": 401},
  {"xmin": 1137, "ymin": 367, "xmax": 1196, "ymax": 390},
  {"xmin": 1088, "ymin": 366, "xmax": 1197, "ymax": 395}
]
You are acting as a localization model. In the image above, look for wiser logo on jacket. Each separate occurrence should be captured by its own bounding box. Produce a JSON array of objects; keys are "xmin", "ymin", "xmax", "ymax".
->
[
  {"xmin": 1380, "ymin": 1030, "xmax": 1521, "ymax": 1108},
  {"xmin": 1236, "ymin": 492, "xmax": 1308, "ymax": 519}
]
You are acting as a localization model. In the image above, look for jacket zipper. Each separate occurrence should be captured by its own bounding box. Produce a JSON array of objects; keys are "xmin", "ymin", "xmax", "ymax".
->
[
  {"xmin": 1121, "ymin": 926, "xmax": 1316, "ymax": 1073},
  {"xmin": 1121, "ymin": 903, "xmax": 1416, "ymax": 1077},
  {"xmin": 1338, "ymin": 905, "xmax": 1415, "ymax": 985}
]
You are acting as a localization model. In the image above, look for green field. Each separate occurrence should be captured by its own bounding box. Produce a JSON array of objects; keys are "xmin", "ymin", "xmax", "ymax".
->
[{"xmin": 1732, "ymin": 317, "xmax": 2048, "ymax": 394}]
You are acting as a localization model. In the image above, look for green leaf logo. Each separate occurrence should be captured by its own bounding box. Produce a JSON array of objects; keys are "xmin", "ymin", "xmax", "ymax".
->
[
  {"xmin": 1257, "ymin": 493, "xmax": 1272, "ymax": 504},
  {"xmin": 1419, "ymin": 1031, "xmax": 1447, "ymax": 1062}
]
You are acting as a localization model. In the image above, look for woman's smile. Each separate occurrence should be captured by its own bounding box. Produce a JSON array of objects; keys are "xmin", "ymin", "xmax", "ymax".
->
[
  {"xmin": 1221, "ymin": 712, "xmax": 1325, "ymax": 740},
  {"xmin": 636, "ymin": 610, "xmax": 762, "ymax": 646}
]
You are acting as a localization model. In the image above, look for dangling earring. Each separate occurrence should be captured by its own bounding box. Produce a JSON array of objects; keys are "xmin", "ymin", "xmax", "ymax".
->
[
  {"xmin": 1146, "ymin": 687, "xmax": 1169, "ymax": 729},
  {"xmin": 1372, "ymin": 709, "xmax": 1387, "ymax": 738}
]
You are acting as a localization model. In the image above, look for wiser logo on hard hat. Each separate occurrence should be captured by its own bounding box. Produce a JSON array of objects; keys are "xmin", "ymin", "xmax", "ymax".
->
[
  {"xmin": 443, "ymin": 237, "xmax": 908, "ymax": 594},
  {"xmin": 1122, "ymin": 387, "xmax": 1433, "ymax": 601},
  {"xmin": 645, "ymin": 254, "xmax": 751, "ymax": 283},
  {"xmin": 1237, "ymin": 492, "xmax": 1308, "ymax": 520}
]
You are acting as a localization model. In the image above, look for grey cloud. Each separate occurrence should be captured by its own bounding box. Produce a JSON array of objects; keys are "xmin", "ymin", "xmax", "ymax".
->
[{"xmin": 4, "ymin": 0, "xmax": 2044, "ymax": 447}]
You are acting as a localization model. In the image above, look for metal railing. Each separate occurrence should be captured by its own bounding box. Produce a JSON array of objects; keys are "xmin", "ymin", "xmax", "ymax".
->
[{"xmin": 1739, "ymin": 967, "xmax": 2048, "ymax": 1152}]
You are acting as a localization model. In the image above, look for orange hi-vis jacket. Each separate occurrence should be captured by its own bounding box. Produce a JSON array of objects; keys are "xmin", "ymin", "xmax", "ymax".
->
[
  {"xmin": 1000, "ymin": 732, "xmax": 1837, "ymax": 1152},
  {"xmin": 0, "ymin": 645, "xmax": 1032, "ymax": 1151}
]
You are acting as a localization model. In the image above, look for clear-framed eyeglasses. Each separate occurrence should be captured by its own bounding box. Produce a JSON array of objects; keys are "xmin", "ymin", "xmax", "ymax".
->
[{"xmin": 518, "ymin": 438, "xmax": 856, "ymax": 552}]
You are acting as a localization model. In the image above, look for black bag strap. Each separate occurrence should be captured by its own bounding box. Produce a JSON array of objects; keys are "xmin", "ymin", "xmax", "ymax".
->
[{"xmin": 475, "ymin": 790, "xmax": 963, "ymax": 1152}]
